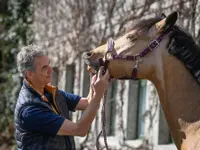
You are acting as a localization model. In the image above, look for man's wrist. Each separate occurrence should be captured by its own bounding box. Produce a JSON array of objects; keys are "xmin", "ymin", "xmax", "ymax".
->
[{"xmin": 91, "ymin": 93, "xmax": 103, "ymax": 102}]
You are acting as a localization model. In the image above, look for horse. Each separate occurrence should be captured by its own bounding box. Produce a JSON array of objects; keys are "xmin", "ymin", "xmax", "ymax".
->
[{"xmin": 83, "ymin": 12, "xmax": 200, "ymax": 150}]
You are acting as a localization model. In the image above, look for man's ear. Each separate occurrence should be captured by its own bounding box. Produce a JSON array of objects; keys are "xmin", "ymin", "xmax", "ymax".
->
[{"xmin": 24, "ymin": 70, "xmax": 32, "ymax": 80}]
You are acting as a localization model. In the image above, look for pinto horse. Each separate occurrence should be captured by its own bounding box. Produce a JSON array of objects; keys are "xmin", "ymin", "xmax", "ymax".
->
[{"xmin": 83, "ymin": 12, "xmax": 200, "ymax": 150}]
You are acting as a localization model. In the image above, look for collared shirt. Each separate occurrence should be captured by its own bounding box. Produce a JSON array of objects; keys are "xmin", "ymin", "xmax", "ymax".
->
[{"xmin": 21, "ymin": 83, "xmax": 81, "ymax": 136}]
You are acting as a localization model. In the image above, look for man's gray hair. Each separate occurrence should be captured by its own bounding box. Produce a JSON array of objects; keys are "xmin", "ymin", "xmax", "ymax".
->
[{"xmin": 17, "ymin": 45, "xmax": 47, "ymax": 77}]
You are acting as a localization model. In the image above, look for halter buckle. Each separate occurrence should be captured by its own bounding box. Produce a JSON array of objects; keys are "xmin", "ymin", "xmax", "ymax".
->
[
  {"xmin": 149, "ymin": 39, "xmax": 159, "ymax": 51},
  {"xmin": 105, "ymin": 38, "xmax": 115, "ymax": 60},
  {"xmin": 108, "ymin": 38, "xmax": 115, "ymax": 52}
]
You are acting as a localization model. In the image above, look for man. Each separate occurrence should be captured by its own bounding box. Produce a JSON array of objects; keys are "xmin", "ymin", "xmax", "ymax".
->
[{"xmin": 15, "ymin": 45, "xmax": 110, "ymax": 150}]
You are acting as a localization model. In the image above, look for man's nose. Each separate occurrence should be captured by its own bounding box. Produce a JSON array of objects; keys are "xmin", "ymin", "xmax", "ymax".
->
[{"xmin": 48, "ymin": 66, "xmax": 54, "ymax": 73}]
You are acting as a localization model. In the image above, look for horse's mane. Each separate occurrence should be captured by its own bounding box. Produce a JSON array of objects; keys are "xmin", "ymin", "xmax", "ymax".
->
[
  {"xmin": 168, "ymin": 26, "xmax": 200, "ymax": 84},
  {"xmin": 133, "ymin": 17, "xmax": 163, "ymax": 31},
  {"xmin": 129, "ymin": 17, "xmax": 163, "ymax": 32},
  {"xmin": 133, "ymin": 16, "xmax": 200, "ymax": 84}
]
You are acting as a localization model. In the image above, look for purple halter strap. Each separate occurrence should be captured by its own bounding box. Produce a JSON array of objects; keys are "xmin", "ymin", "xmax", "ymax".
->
[{"xmin": 99, "ymin": 29, "xmax": 171, "ymax": 79}]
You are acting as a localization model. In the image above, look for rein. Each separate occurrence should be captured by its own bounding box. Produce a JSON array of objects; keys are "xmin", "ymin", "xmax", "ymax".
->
[{"xmin": 99, "ymin": 29, "xmax": 172, "ymax": 80}]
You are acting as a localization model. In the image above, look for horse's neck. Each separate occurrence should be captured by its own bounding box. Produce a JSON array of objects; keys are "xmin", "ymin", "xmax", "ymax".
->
[
  {"xmin": 153, "ymin": 56, "xmax": 200, "ymax": 109},
  {"xmin": 150, "ymin": 55, "xmax": 200, "ymax": 148}
]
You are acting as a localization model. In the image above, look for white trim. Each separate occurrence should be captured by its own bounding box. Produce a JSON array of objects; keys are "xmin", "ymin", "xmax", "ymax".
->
[{"xmin": 154, "ymin": 144, "xmax": 177, "ymax": 150}]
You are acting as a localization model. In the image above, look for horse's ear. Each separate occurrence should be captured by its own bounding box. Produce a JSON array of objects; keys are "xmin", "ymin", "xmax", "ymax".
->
[
  {"xmin": 161, "ymin": 13, "xmax": 166, "ymax": 19},
  {"xmin": 156, "ymin": 12, "xmax": 178, "ymax": 33}
]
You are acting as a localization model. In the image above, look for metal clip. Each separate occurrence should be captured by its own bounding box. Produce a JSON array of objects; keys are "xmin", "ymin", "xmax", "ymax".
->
[
  {"xmin": 135, "ymin": 54, "xmax": 143, "ymax": 63},
  {"xmin": 107, "ymin": 38, "xmax": 115, "ymax": 52},
  {"xmin": 133, "ymin": 61, "xmax": 139, "ymax": 70},
  {"xmin": 148, "ymin": 39, "xmax": 159, "ymax": 51},
  {"xmin": 133, "ymin": 54, "xmax": 141, "ymax": 70}
]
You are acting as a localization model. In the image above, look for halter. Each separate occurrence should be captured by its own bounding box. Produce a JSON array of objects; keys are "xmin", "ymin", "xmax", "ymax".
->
[{"xmin": 99, "ymin": 29, "xmax": 172, "ymax": 80}]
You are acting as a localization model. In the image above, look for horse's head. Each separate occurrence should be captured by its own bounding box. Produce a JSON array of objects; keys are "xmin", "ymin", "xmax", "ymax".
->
[{"xmin": 83, "ymin": 12, "xmax": 178, "ymax": 80}]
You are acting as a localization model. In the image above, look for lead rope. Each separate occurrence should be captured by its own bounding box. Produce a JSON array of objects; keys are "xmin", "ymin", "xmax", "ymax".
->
[
  {"xmin": 96, "ymin": 89, "xmax": 109, "ymax": 150},
  {"xmin": 102, "ymin": 90, "xmax": 109, "ymax": 149},
  {"xmin": 96, "ymin": 38, "xmax": 114, "ymax": 150}
]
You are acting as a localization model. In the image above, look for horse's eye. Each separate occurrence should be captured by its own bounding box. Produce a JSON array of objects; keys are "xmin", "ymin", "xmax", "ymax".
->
[
  {"xmin": 127, "ymin": 36, "xmax": 137, "ymax": 43},
  {"xmin": 127, "ymin": 34, "xmax": 138, "ymax": 42},
  {"xmin": 131, "ymin": 38, "xmax": 137, "ymax": 42}
]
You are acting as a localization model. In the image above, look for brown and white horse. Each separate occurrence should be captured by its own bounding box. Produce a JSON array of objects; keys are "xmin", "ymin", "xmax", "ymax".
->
[{"xmin": 83, "ymin": 12, "xmax": 200, "ymax": 150}]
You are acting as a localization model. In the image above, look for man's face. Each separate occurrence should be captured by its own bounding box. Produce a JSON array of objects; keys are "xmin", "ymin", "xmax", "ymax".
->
[{"xmin": 29, "ymin": 56, "xmax": 53, "ymax": 87}]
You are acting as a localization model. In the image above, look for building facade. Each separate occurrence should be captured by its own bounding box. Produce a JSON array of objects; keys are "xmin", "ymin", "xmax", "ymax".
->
[{"xmin": 33, "ymin": 1, "xmax": 200, "ymax": 149}]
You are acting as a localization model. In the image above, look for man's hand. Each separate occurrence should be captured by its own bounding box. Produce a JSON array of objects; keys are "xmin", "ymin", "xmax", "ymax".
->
[
  {"xmin": 57, "ymin": 67, "xmax": 110, "ymax": 137},
  {"xmin": 91, "ymin": 67, "xmax": 110, "ymax": 99}
]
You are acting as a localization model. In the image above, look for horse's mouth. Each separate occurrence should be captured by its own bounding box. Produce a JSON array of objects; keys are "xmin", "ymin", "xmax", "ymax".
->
[
  {"xmin": 83, "ymin": 58, "xmax": 101, "ymax": 74},
  {"xmin": 87, "ymin": 65, "xmax": 97, "ymax": 74}
]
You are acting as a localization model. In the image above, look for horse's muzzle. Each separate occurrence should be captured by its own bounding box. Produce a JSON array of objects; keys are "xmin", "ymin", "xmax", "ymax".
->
[{"xmin": 83, "ymin": 53, "xmax": 101, "ymax": 72}]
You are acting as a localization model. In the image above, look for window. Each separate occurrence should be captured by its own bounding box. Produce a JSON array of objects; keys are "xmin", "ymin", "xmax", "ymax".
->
[
  {"xmin": 126, "ymin": 80, "xmax": 147, "ymax": 140},
  {"xmin": 52, "ymin": 67, "xmax": 58, "ymax": 86},
  {"xmin": 158, "ymin": 106, "xmax": 172, "ymax": 144},
  {"xmin": 65, "ymin": 64, "xmax": 76, "ymax": 119},
  {"xmin": 65, "ymin": 64, "xmax": 75, "ymax": 94},
  {"xmin": 126, "ymin": 80, "xmax": 139, "ymax": 140},
  {"xmin": 107, "ymin": 80, "xmax": 117, "ymax": 136},
  {"xmin": 137, "ymin": 80, "xmax": 147, "ymax": 139},
  {"xmin": 80, "ymin": 64, "xmax": 90, "ymax": 97}
]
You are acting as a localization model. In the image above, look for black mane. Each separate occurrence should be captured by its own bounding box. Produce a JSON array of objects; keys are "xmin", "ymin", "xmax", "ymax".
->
[{"xmin": 168, "ymin": 25, "xmax": 200, "ymax": 83}]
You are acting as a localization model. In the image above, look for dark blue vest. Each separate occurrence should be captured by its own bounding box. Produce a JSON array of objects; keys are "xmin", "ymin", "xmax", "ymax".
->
[{"xmin": 14, "ymin": 82, "xmax": 76, "ymax": 150}]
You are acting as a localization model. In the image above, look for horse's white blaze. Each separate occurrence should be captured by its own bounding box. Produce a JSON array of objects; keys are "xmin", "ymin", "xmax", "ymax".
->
[{"xmin": 114, "ymin": 34, "xmax": 133, "ymax": 55}]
